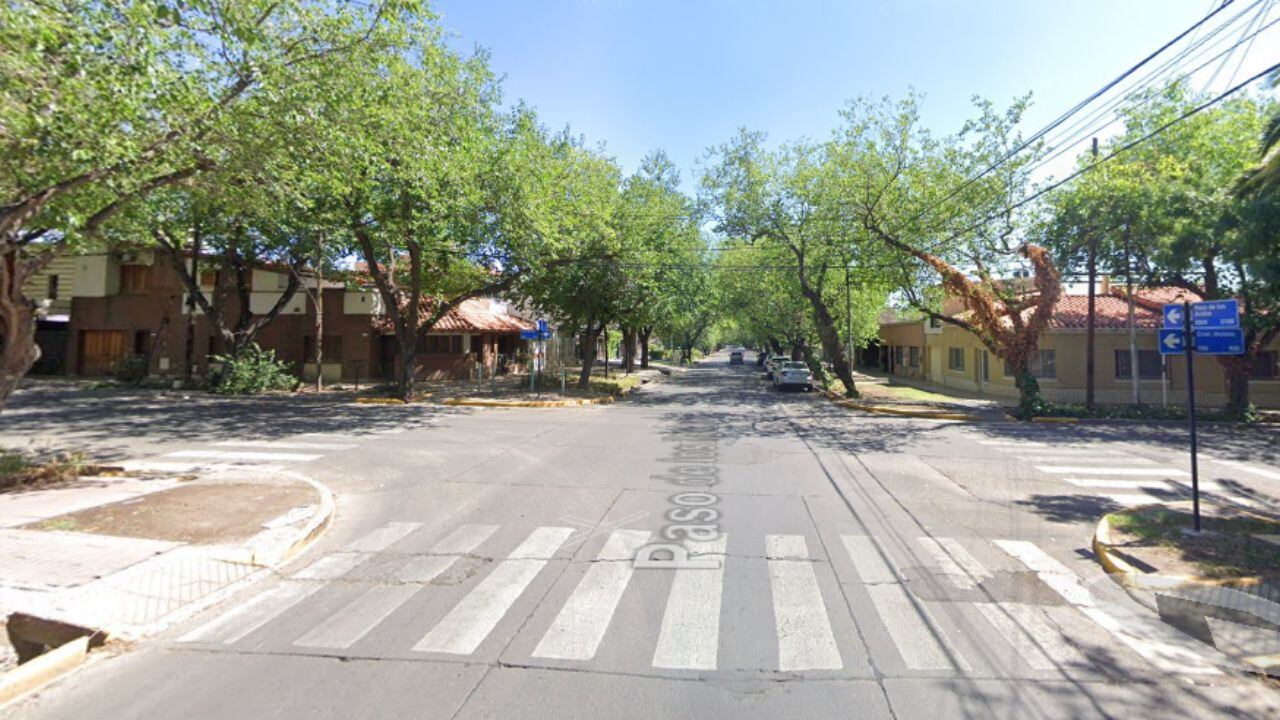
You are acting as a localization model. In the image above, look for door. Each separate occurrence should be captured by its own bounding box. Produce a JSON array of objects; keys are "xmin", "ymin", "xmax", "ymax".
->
[
  {"xmin": 378, "ymin": 336, "xmax": 397, "ymax": 379},
  {"xmin": 79, "ymin": 330, "xmax": 130, "ymax": 375}
]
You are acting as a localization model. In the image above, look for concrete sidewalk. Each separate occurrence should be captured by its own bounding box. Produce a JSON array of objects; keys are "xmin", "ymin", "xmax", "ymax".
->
[{"xmin": 0, "ymin": 468, "xmax": 331, "ymax": 647}]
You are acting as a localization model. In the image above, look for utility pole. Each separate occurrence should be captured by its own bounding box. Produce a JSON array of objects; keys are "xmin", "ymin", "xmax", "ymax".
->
[
  {"xmin": 1124, "ymin": 228, "xmax": 1139, "ymax": 404},
  {"xmin": 844, "ymin": 260, "xmax": 853, "ymax": 378},
  {"xmin": 183, "ymin": 225, "xmax": 201, "ymax": 386},
  {"xmin": 1085, "ymin": 137, "xmax": 1099, "ymax": 411}
]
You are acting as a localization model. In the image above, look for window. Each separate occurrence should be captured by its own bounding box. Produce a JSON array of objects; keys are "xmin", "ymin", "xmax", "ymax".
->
[
  {"xmin": 120, "ymin": 265, "xmax": 150, "ymax": 293},
  {"xmin": 1251, "ymin": 351, "xmax": 1278, "ymax": 380},
  {"xmin": 929, "ymin": 317, "xmax": 942, "ymax": 329},
  {"xmin": 1004, "ymin": 350, "xmax": 1056, "ymax": 378},
  {"xmin": 46, "ymin": 275, "xmax": 59, "ymax": 300},
  {"xmin": 893, "ymin": 346, "xmax": 904, "ymax": 368},
  {"xmin": 304, "ymin": 336, "xmax": 344, "ymax": 362},
  {"xmin": 948, "ymin": 347, "xmax": 965, "ymax": 371},
  {"xmin": 978, "ymin": 349, "xmax": 989, "ymax": 381},
  {"xmin": 909, "ymin": 346, "xmax": 920, "ymax": 368},
  {"xmin": 1115, "ymin": 349, "xmax": 1162, "ymax": 380},
  {"xmin": 423, "ymin": 335, "xmax": 463, "ymax": 354},
  {"xmin": 199, "ymin": 269, "xmax": 218, "ymax": 287}
]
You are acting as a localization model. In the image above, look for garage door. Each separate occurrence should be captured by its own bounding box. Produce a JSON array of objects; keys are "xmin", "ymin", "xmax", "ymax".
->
[{"xmin": 79, "ymin": 330, "xmax": 130, "ymax": 376}]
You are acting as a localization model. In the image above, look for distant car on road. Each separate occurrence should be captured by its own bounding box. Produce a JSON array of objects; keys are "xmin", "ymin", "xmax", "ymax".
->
[
  {"xmin": 729, "ymin": 350, "xmax": 744, "ymax": 364},
  {"xmin": 773, "ymin": 361, "xmax": 814, "ymax": 391}
]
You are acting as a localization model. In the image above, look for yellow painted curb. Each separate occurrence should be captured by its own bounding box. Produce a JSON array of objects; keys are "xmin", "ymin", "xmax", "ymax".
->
[
  {"xmin": 1032, "ymin": 416, "xmax": 1079, "ymax": 424},
  {"xmin": 0, "ymin": 635, "xmax": 93, "ymax": 708},
  {"xmin": 1092, "ymin": 509, "xmax": 1266, "ymax": 590},
  {"xmin": 443, "ymin": 396, "xmax": 606, "ymax": 408},
  {"xmin": 836, "ymin": 401, "xmax": 978, "ymax": 421},
  {"xmin": 354, "ymin": 393, "xmax": 431, "ymax": 405}
]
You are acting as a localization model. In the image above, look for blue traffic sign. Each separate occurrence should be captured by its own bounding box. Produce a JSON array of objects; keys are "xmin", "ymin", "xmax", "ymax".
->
[
  {"xmin": 519, "ymin": 329, "xmax": 539, "ymax": 340},
  {"xmin": 1158, "ymin": 329, "xmax": 1185, "ymax": 355},
  {"xmin": 537, "ymin": 319, "xmax": 549, "ymax": 333},
  {"xmin": 1191, "ymin": 299, "xmax": 1239, "ymax": 329},
  {"xmin": 1193, "ymin": 328, "xmax": 1245, "ymax": 355},
  {"xmin": 1162, "ymin": 304, "xmax": 1185, "ymax": 329}
]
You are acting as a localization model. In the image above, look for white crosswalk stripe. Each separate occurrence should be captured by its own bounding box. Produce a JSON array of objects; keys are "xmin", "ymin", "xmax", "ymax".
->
[
  {"xmin": 533, "ymin": 529, "xmax": 651, "ymax": 661},
  {"xmin": 292, "ymin": 552, "xmax": 369, "ymax": 580},
  {"xmin": 414, "ymin": 526, "xmax": 574, "ymax": 655},
  {"xmin": 995, "ymin": 539, "xmax": 1222, "ymax": 675},
  {"xmin": 766, "ymin": 535, "xmax": 841, "ymax": 671},
  {"xmin": 293, "ymin": 585, "xmax": 418, "ymax": 649},
  {"xmin": 1035, "ymin": 465, "xmax": 1188, "ymax": 476},
  {"xmin": 179, "ymin": 580, "xmax": 323, "ymax": 644},
  {"xmin": 213, "ymin": 440, "xmax": 357, "ymax": 450},
  {"xmin": 916, "ymin": 536, "xmax": 991, "ymax": 590},
  {"xmin": 165, "ymin": 449, "xmax": 323, "ymax": 462},
  {"xmin": 344, "ymin": 522, "xmax": 423, "ymax": 552},
  {"xmin": 652, "ymin": 535, "xmax": 728, "ymax": 670},
  {"xmin": 841, "ymin": 535, "xmax": 967, "ymax": 671},
  {"xmin": 1014, "ymin": 455, "xmax": 1154, "ymax": 463}
]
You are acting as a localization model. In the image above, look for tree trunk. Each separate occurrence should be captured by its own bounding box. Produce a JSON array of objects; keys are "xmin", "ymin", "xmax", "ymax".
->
[
  {"xmin": 578, "ymin": 322, "xmax": 600, "ymax": 389},
  {"xmin": 1220, "ymin": 355, "xmax": 1251, "ymax": 416},
  {"xmin": 0, "ymin": 251, "xmax": 44, "ymax": 410},
  {"xmin": 798, "ymin": 283, "xmax": 857, "ymax": 397},
  {"xmin": 639, "ymin": 327, "xmax": 652, "ymax": 368},
  {"xmin": 623, "ymin": 327, "xmax": 637, "ymax": 374}
]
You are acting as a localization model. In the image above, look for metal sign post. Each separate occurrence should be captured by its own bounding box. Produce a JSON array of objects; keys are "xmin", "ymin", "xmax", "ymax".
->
[
  {"xmin": 1162, "ymin": 298, "xmax": 1243, "ymax": 534},
  {"xmin": 1182, "ymin": 301, "xmax": 1201, "ymax": 533}
]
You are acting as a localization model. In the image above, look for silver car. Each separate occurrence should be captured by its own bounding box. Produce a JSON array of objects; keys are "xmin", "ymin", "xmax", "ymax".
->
[{"xmin": 773, "ymin": 361, "xmax": 814, "ymax": 391}]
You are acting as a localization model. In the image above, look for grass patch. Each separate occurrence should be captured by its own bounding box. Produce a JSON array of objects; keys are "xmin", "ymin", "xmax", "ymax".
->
[
  {"xmin": 1033, "ymin": 402, "xmax": 1252, "ymax": 422},
  {"xmin": 877, "ymin": 384, "xmax": 961, "ymax": 404},
  {"xmin": 0, "ymin": 450, "xmax": 86, "ymax": 492},
  {"xmin": 1108, "ymin": 506, "xmax": 1280, "ymax": 580}
]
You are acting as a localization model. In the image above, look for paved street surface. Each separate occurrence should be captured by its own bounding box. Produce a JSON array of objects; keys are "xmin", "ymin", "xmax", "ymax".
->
[{"xmin": 5, "ymin": 355, "xmax": 1279, "ymax": 719}]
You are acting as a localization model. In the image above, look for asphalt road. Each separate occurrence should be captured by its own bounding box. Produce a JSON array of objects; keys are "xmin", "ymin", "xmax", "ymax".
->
[{"xmin": 5, "ymin": 356, "xmax": 1279, "ymax": 719}]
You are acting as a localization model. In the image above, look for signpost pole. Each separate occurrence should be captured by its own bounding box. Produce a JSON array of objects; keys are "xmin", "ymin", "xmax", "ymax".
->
[{"xmin": 1182, "ymin": 300, "xmax": 1201, "ymax": 533}]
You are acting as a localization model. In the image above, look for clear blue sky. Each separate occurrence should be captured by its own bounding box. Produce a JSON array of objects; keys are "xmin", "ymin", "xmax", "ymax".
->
[{"xmin": 433, "ymin": 1, "xmax": 1269, "ymax": 186}]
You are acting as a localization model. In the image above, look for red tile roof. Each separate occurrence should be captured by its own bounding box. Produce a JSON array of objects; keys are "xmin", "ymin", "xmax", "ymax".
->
[
  {"xmin": 1048, "ymin": 294, "xmax": 1161, "ymax": 329},
  {"xmin": 432, "ymin": 298, "xmax": 536, "ymax": 333}
]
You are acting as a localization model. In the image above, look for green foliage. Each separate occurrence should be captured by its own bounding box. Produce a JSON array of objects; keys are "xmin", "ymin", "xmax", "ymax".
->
[
  {"xmin": 208, "ymin": 345, "xmax": 297, "ymax": 395},
  {"xmin": 113, "ymin": 355, "xmax": 149, "ymax": 384}
]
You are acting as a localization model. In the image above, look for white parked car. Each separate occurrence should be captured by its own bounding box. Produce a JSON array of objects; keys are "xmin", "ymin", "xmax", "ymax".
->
[
  {"xmin": 773, "ymin": 361, "xmax": 814, "ymax": 391},
  {"xmin": 764, "ymin": 355, "xmax": 789, "ymax": 380}
]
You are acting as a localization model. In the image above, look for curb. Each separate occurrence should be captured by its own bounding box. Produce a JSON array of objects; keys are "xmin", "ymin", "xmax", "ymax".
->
[
  {"xmin": 1032, "ymin": 416, "xmax": 1079, "ymax": 424},
  {"xmin": 442, "ymin": 381, "xmax": 647, "ymax": 408},
  {"xmin": 0, "ymin": 635, "xmax": 93, "ymax": 709},
  {"xmin": 0, "ymin": 472, "xmax": 336, "ymax": 707},
  {"xmin": 1091, "ymin": 507, "xmax": 1266, "ymax": 591},
  {"xmin": 354, "ymin": 393, "xmax": 431, "ymax": 405}
]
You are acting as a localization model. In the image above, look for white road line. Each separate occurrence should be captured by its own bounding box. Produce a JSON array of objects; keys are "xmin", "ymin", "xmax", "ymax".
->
[
  {"xmin": 1099, "ymin": 494, "xmax": 1166, "ymax": 507},
  {"xmin": 1035, "ymin": 466, "xmax": 1189, "ymax": 477},
  {"xmin": 510, "ymin": 526, "xmax": 577, "ymax": 559},
  {"xmin": 976, "ymin": 440, "xmax": 1049, "ymax": 447},
  {"xmin": 292, "ymin": 552, "xmax": 369, "ymax": 581},
  {"xmin": 765, "ymin": 534, "xmax": 810, "ymax": 559},
  {"xmin": 178, "ymin": 580, "xmax": 323, "ymax": 644},
  {"xmin": 430, "ymin": 524, "xmax": 499, "ymax": 555},
  {"xmin": 1015, "ymin": 455, "xmax": 1153, "ymax": 463},
  {"xmin": 532, "ymin": 529, "xmax": 651, "ymax": 661},
  {"xmin": 916, "ymin": 537, "xmax": 990, "ymax": 590},
  {"xmin": 974, "ymin": 602, "xmax": 1056, "ymax": 670},
  {"xmin": 414, "ymin": 527, "xmax": 573, "ymax": 655},
  {"xmin": 344, "ymin": 522, "xmax": 424, "ymax": 552},
  {"xmin": 119, "ymin": 460, "xmax": 284, "ymax": 475},
  {"xmin": 652, "ymin": 535, "xmax": 728, "ymax": 671},
  {"xmin": 998, "ymin": 602, "xmax": 1089, "ymax": 667},
  {"xmin": 767, "ymin": 535, "xmax": 842, "ymax": 671},
  {"xmin": 840, "ymin": 535, "xmax": 897, "ymax": 584},
  {"xmin": 293, "ymin": 584, "xmax": 419, "ymax": 649},
  {"xmin": 841, "ymin": 535, "xmax": 965, "ymax": 671},
  {"xmin": 1064, "ymin": 478, "xmax": 1176, "ymax": 489},
  {"xmin": 1209, "ymin": 457, "xmax": 1280, "ymax": 482},
  {"xmin": 165, "ymin": 449, "xmax": 323, "ymax": 462},
  {"xmin": 994, "ymin": 540, "xmax": 1222, "ymax": 675},
  {"xmin": 394, "ymin": 555, "xmax": 458, "ymax": 583},
  {"xmin": 213, "ymin": 440, "xmax": 356, "ymax": 450}
]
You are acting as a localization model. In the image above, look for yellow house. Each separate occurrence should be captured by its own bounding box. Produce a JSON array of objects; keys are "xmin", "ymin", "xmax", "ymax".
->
[{"xmin": 875, "ymin": 287, "xmax": 1280, "ymax": 409}]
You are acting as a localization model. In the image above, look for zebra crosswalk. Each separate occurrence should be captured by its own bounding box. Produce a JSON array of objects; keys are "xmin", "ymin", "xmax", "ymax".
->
[
  {"xmin": 172, "ymin": 519, "xmax": 1226, "ymax": 680},
  {"xmin": 120, "ymin": 434, "xmax": 360, "ymax": 476}
]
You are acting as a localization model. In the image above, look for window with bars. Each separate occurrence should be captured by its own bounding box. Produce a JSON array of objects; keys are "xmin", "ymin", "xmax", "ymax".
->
[
  {"xmin": 948, "ymin": 347, "xmax": 965, "ymax": 371},
  {"xmin": 423, "ymin": 335, "xmax": 463, "ymax": 354},
  {"xmin": 909, "ymin": 346, "xmax": 920, "ymax": 368},
  {"xmin": 1115, "ymin": 349, "xmax": 1162, "ymax": 379}
]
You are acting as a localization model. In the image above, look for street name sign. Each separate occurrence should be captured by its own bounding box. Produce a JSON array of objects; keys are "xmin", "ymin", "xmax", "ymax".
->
[
  {"xmin": 1191, "ymin": 299, "xmax": 1239, "ymax": 329},
  {"xmin": 1193, "ymin": 328, "xmax": 1246, "ymax": 355},
  {"xmin": 1158, "ymin": 329, "xmax": 1185, "ymax": 355},
  {"xmin": 520, "ymin": 329, "xmax": 539, "ymax": 340}
]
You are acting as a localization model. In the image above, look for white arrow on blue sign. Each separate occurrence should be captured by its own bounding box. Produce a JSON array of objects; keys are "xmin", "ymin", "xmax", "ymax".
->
[
  {"xmin": 1163, "ymin": 304, "xmax": 1184, "ymax": 329},
  {"xmin": 1158, "ymin": 328, "xmax": 1185, "ymax": 355},
  {"xmin": 1191, "ymin": 299, "xmax": 1239, "ymax": 329}
]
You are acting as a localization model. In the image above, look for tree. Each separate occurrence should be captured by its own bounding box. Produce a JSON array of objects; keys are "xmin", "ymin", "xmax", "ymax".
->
[
  {"xmin": 702, "ymin": 131, "xmax": 872, "ymax": 397},
  {"xmin": 1098, "ymin": 82, "xmax": 1279, "ymax": 414},
  {"xmin": 833, "ymin": 95, "xmax": 1062, "ymax": 414},
  {"xmin": 0, "ymin": 0, "xmax": 418, "ymax": 407}
]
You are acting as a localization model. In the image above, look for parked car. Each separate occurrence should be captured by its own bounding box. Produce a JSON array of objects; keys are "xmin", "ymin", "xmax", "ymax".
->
[
  {"xmin": 764, "ymin": 355, "xmax": 789, "ymax": 380},
  {"xmin": 729, "ymin": 349, "xmax": 744, "ymax": 364},
  {"xmin": 773, "ymin": 361, "xmax": 814, "ymax": 391}
]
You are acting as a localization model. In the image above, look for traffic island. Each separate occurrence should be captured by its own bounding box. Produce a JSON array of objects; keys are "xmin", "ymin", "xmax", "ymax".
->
[
  {"xmin": 1092, "ymin": 502, "xmax": 1280, "ymax": 676},
  {"xmin": 442, "ymin": 369, "xmax": 656, "ymax": 408}
]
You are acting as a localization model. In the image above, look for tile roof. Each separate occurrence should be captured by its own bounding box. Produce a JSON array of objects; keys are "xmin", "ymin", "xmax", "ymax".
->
[
  {"xmin": 1048, "ymin": 294, "xmax": 1161, "ymax": 330},
  {"xmin": 431, "ymin": 298, "xmax": 536, "ymax": 333}
]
